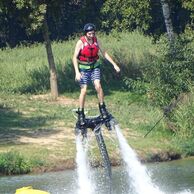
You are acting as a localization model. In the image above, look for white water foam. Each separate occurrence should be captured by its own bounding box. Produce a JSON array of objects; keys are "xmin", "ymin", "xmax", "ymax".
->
[
  {"xmin": 177, "ymin": 191, "xmax": 192, "ymax": 194},
  {"xmin": 115, "ymin": 125, "xmax": 192, "ymax": 194},
  {"xmin": 115, "ymin": 125, "xmax": 165, "ymax": 194},
  {"xmin": 76, "ymin": 135, "xmax": 95, "ymax": 194}
]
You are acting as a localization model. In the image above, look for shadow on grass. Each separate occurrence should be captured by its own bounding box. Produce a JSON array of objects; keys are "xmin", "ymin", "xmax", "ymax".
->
[
  {"xmin": 12, "ymin": 57, "xmax": 142, "ymax": 96},
  {"xmin": 18, "ymin": 65, "xmax": 50, "ymax": 94},
  {"xmin": 0, "ymin": 105, "xmax": 62, "ymax": 145}
]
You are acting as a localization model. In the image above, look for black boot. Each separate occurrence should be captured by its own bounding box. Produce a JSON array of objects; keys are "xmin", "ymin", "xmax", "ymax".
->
[
  {"xmin": 76, "ymin": 108, "xmax": 85, "ymax": 126},
  {"xmin": 99, "ymin": 102, "xmax": 109, "ymax": 119}
]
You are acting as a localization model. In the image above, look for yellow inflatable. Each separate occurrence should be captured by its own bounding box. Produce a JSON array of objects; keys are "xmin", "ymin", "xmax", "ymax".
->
[{"xmin": 15, "ymin": 186, "xmax": 50, "ymax": 194}]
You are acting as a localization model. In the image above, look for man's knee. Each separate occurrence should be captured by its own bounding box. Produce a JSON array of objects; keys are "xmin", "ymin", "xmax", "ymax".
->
[
  {"xmin": 95, "ymin": 83, "xmax": 102, "ymax": 92},
  {"xmin": 80, "ymin": 86, "xmax": 87, "ymax": 95}
]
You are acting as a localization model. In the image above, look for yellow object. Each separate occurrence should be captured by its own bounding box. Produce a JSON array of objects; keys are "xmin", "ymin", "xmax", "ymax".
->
[{"xmin": 15, "ymin": 186, "xmax": 50, "ymax": 194}]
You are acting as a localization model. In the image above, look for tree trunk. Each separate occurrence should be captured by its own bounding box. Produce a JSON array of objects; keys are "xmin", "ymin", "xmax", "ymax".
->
[
  {"xmin": 42, "ymin": 18, "xmax": 59, "ymax": 99},
  {"xmin": 160, "ymin": 0, "xmax": 174, "ymax": 43}
]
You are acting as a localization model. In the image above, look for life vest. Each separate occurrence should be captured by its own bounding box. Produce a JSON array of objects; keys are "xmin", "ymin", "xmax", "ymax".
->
[{"xmin": 78, "ymin": 36, "xmax": 99, "ymax": 62}]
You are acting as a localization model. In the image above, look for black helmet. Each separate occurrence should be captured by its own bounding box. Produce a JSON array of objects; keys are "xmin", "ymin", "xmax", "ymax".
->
[{"xmin": 83, "ymin": 23, "xmax": 96, "ymax": 32}]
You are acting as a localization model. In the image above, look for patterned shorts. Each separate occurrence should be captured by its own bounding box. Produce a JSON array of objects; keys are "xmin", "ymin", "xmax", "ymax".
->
[{"xmin": 79, "ymin": 67, "xmax": 101, "ymax": 86}]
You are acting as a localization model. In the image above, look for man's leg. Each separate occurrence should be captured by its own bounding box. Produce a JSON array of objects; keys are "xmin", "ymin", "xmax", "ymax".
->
[
  {"xmin": 79, "ymin": 85, "xmax": 87, "ymax": 109},
  {"xmin": 93, "ymin": 80, "xmax": 109, "ymax": 119},
  {"xmin": 77, "ymin": 85, "xmax": 87, "ymax": 125},
  {"xmin": 93, "ymin": 79, "xmax": 104, "ymax": 104}
]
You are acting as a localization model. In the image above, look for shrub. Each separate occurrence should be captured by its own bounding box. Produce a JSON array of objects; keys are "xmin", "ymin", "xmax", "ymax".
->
[
  {"xmin": 0, "ymin": 151, "xmax": 31, "ymax": 175},
  {"xmin": 170, "ymin": 90, "xmax": 194, "ymax": 137},
  {"xmin": 144, "ymin": 34, "xmax": 194, "ymax": 106}
]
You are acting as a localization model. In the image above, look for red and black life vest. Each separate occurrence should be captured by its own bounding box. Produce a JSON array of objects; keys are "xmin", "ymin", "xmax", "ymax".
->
[{"xmin": 78, "ymin": 36, "xmax": 99, "ymax": 62}]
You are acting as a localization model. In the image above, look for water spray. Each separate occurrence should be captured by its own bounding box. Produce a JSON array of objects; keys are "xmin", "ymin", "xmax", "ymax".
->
[{"xmin": 74, "ymin": 109, "xmax": 117, "ymax": 194}]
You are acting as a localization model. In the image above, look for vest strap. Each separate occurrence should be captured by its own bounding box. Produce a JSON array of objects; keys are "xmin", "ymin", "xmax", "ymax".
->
[{"xmin": 79, "ymin": 61, "xmax": 100, "ymax": 70}]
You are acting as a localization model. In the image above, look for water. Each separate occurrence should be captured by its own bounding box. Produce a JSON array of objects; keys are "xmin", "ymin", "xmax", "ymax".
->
[
  {"xmin": 0, "ymin": 161, "xmax": 194, "ymax": 194},
  {"xmin": 75, "ymin": 135, "xmax": 95, "ymax": 194},
  {"xmin": 0, "ymin": 127, "xmax": 194, "ymax": 194},
  {"xmin": 115, "ymin": 125, "xmax": 164, "ymax": 194},
  {"xmin": 147, "ymin": 159, "xmax": 194, "ymax": 194},
  {"xmin": 0, "ymin": 170, "xmax": 76, "ymax": 194},
  {"xmin": 114, "ymin": 125, "xmax": 192, "ymax": 194}
]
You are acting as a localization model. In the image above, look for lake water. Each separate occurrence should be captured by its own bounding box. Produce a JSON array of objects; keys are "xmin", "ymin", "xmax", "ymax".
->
[{"xmin": 0, "ymin": 158, "xmax": 194, "ymax": 194}]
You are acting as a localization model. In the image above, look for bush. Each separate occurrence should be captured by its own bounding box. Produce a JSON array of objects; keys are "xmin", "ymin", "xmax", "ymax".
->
[
  {"xmin": 173, "ymin": 138, "xmax": 194, "ymax": 156},
  {"xmin": 144, "ymin": 34, "xmax": 194, "ymax": 106},
  {"xmin": 170, "ymin": 91, "xmax": 194, "ymax": 137},
  {"xmin": 0, "ymin": 151, "xmax": 31, "ymax": 175}
]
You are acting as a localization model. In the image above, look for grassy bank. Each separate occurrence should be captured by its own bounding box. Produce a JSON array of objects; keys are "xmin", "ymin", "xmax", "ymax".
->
[
  {"xmin": 0, "ymin": 31, "xmax": 194, "ymax": 175},
  {"xmin": 0, "ymin": 91, "xmax": 181, "ymax": 175}
]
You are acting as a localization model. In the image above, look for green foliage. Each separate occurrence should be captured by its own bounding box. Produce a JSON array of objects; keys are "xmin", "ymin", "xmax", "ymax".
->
[
  {"xmin": 1, "ymin": 0, "xmax": 194, "ymax": 48},
  {"xmin": 13, "ymin": 0, "xmax": 47, "ymax": 33},
  {"xmin": 106, "ymin": 31, "xmax": 155, "ymax": 93},
  {"xmin": 101, "ymin": 0, "xmax": 151, "ymax": 32},
  {"xmin": 170, "ymin": 91, "xmax": 194, "ymax": 142},
  {"xmin": 182, "ymin": 0, "xmax": 194, "ymax": 22},
  {"xmin": 178, "ymin": 140, "xmax": 194, "ymax": 156},
  {"xmin": 123, "ymin": 77, "xmax": 147, "ymax": 94},
  {"xmin": 144, "ymin": 34, "xmax": 194, "ymax": 106},
  {"xmin": 0, "ymin": 151, "xmax": 31, "ymax": 175}
]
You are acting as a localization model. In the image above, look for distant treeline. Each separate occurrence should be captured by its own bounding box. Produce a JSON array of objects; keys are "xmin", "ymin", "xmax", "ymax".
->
[{"xmin": 0, "ymin": 0, "xmax": 193, "ymax": 48}]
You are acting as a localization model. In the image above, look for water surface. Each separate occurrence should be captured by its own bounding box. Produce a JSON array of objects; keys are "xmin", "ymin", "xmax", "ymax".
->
[{"xmin": 0, "ymin": 158, "xmax": 194, "ymax": 194}]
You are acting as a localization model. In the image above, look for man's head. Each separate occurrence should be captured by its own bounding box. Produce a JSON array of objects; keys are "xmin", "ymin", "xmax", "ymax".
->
[
  {"xmin": 83, "ymin": 23, "xmax": 96, "ymax": 39},
  {"xmin": 83, "ymin": 23, "xmax": 96, "ymax": 33}
]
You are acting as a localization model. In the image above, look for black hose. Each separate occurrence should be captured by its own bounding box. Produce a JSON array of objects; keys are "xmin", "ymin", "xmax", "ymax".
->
[
  {"xmin": 95, "ymin": 130, "xmax": 112, "ymax": 194},
  {"xmin": 144, "ymin": 95, "xmax": 183, "ymax": 138}
]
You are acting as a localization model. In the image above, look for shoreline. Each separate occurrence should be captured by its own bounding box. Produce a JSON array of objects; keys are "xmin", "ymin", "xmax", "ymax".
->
[{"xmin": 30, "ymin": 151, "xmax": 182, "ymax": 175}]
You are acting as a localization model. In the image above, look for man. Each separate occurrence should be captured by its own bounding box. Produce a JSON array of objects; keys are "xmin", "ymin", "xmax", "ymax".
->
[{"xmin": 72, "ymin": 23, "xmax": 120, "ymax": 126}]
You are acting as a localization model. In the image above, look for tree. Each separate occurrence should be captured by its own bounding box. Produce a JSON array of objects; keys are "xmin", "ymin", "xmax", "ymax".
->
[
  {"xmin": 182, "ymin": 0, "xmax": 194, "ymax": 28},
  {"xmin": 42, "ymin": 16, "xmax": 58, "ymax": 98},
  {"xmin": 160, "ymin": 0, "xmax": 174, "ymax": 42},
  {"xmin": 0, "ymin": 0, "xmax": 29, "ymax": 47},
  {"xmin": 13, "ymin": 0, "xmax": 59, "ymax": 98},
  {"xmin": 100, "ymin": 0, "xmax": 151, "ymax": 32}
]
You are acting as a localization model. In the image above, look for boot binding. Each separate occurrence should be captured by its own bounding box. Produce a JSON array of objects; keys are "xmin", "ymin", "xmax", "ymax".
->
[
  {"xmin": 99, "ymin": 103, "xmax": 109, "ymax": 119},
  {"xmin": 76, "ymin": 109, "xmax": 86, "ymax": 126}
]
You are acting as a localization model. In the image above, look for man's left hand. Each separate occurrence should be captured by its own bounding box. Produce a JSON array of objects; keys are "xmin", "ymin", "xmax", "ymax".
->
[{"xmin": 114, "ymin": 65, "xmax": 120, "ymax": 73}]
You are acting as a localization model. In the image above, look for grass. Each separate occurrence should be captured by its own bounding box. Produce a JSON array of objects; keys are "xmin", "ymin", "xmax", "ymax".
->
[
  {"xmin": 0, "ymin": 90, "xmax": 179, "ymax": 175},
  {"xmin": 0, "ymin": 31, "xmax": 193, "ymax": 174},
  {"xmin": 0, "ymin": 31, "xmax": 155, "ymax": 94},
  {"xmin": 0, "ymin": 93, "xmax": 75, "ymax": 150}
]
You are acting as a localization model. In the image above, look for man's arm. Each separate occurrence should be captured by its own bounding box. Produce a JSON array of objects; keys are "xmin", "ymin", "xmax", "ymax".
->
[{"xmin": 72, "ymin": 40, "xmax": 82, "ymax": 81}]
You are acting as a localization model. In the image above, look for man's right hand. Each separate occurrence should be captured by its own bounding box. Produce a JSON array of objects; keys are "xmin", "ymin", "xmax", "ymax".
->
[{"xmin": 75, "ymin": 72, "xmax": 82, "ymax": 81}]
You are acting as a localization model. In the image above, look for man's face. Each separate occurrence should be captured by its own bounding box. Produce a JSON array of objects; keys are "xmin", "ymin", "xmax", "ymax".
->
[{"xmin": 86, "ymin": 31, "xmax": 95, "ymax": 40}]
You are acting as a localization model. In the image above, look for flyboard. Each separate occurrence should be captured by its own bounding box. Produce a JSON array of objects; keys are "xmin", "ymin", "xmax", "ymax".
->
[{"xmin": 74, "ymin": 109, "xmax": 117, "ymax": 194}]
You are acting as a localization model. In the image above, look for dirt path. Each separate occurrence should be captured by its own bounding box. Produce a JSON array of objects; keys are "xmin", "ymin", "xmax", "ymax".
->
[{"xmin": 0, "ymin": 94, "xmax": 99, "ymax": 148}]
